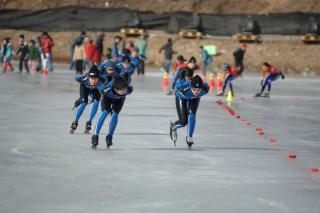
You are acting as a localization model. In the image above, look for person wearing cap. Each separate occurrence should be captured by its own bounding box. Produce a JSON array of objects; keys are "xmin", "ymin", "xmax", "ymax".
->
[
  {"xmin": 169, "ymin": 56, "xmax": 199, "ymax": 95},
  {"xmin": 218, "ymin": 63, "xmax": 240, "ymax": 97},
  {"xmin": 255, "ymin": 62, "xmax": 285, "ymax": 98},
  {"xmin": 233, "ymin": 43, "xmax": 247, "ymax": 75},
  {"xmin": 91, "ymin": 76, "xmax": 133, "ymax": 149},
  {"xmin": 170, "ymin": 75, "xmax": 209, "ymax": 148},
  {"xmin": 199, "ymin": 46, "xmax": 213, "ymax": 78},
  {"xmin": 70, "ymin": 65, "xmax": 105, "ymax": 134}
]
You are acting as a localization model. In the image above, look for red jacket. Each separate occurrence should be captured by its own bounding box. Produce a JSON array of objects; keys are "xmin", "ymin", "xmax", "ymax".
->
[
  {"xmin": 86, "ymin": 44, "xmax": 101, "ymax": 63},
  {"xmin": 40, "ymin": 37, "xmax": 54, "ymax": 54}
]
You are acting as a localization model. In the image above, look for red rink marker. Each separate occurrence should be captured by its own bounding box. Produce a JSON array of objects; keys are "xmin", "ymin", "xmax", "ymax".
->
[
  {"xmin": 270, "ymin": 138, "xmax": 277, "ymax": 144},
  {"xmin": 288, "ymin": 154, "xmax": 297, "ymax": 159},
  {"xmin": 236, "ymin": 115, "xmax": 241, "ymax": 119},
  {"xmin": 311, "ymin": 168, "xmax": 319, "ymax": 173},
  {"xmin": 256, "ymin": 128, "xmax": 263, "ymax": 132},
  {"xmin": 259, "ymin": 132, "xmax": 265, "ymax": 136}
]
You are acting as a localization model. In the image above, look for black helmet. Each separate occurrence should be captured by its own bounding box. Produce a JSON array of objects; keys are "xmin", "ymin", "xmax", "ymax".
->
[
  {"xmin": 113, "ymin": 76, "xmax": 128, "ymax": 90},
  {"xmin": 191, "ymin": 75, "xmax": 203, "ymax": 89},
  {"xmin": 188, "ymin": 56, "xmax": 197, "ymax": 64},
  {"xmin": 88, "ymin": 65, "xmax": 100, "ymax": 78}
]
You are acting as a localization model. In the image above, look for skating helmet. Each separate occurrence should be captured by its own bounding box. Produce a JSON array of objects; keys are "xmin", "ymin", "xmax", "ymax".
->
[{"xmin": 222, "ymin": 63, "xmax": 230, "ymax": 71}]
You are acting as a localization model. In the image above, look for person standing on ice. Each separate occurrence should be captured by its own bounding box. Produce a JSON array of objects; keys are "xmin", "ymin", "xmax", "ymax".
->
[
  {"xmin": 170, "ymin": 75, "xmax": 209, "ymax": 149},
  {"xmin": 91, "ymin": 76, "xmax": 133, "ymax": 149},
  {"xmin": 233, "ymin": 43, "xmax": 247, "ymax": 76},
  {"xmin": 70, "ymin": 65, "xmax": 105, "ymax": 134},
  {"xmin": 255, "ymin": 62, "xmax": 285, "ymax": 98}
]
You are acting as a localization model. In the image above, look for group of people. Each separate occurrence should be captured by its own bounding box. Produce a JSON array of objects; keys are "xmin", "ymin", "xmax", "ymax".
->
[
  {"xmin": 69, "ymin": 34, "xmax": 286, "ymax": 149},
  {"xmin": 159, "ymin": 39, "xmax": 285, "ymax": 98},
  {"xmin": 69, "ymin": 32, "xmax": 148, "ymax": 77},
  {"xmin": 0, "ymin": 32, "xmax": 54, "ymax": 73},
  {"xmin": 70, "ymin": 42, "xmax": 210, "ymax": 149}
]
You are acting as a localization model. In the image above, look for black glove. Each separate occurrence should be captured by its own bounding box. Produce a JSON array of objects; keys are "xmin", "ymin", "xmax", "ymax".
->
[
  {"xmin": 101, "ymin": 87, "xmax": 111, "ymax": 96},
  {"xmin": 260, "ymin": 80, "xmax": 264, "ymax": 86},
  {"xmin": 280, "ymin": 72, "xmax": 285, "ymax": 79}
]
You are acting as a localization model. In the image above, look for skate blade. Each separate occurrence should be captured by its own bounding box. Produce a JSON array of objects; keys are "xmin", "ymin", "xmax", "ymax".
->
[
  {"xmin": 69, "ymin": 129, "xmax": 75, "ymax": 134},
  {"xmin": 91, "ymin": 144, "xmax": 97, "ymax": 150},
  {"xmin": 84, "ymin": 130, "xmax": 90, "ymax": 134}
]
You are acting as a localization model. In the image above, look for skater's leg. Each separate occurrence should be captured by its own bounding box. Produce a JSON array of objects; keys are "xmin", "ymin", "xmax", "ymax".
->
[
  {"xmin": 88, "ymin": 100, "xmax": 99, "ymax": 122},
  {"xmin": 228, "ymin": 77, "xmax": 234, "ymax": 95},
  {"xmin": 108, "ymin": 98, "xmax": 125, "ymax": 136},
  {"xmin": 187, "ymin": 98, "xmax": 200, "ymax": 137},
  {"xmin": 88, "ymin": 90, "xmax": 101, "ymax": 122},
  {"xmin": 74, "ymin": 84, "xmax": 89, "ymax": 121},
  {"xmin": 108, "ymin": 112, "xmax": 118, "ymax": 136},
  {"xmin": 187, "ymin": 113, "xmax": 196, "ymax": 137},
  {"xmin": 173, "ymin": 96, "xmax": 188, "ymax": 129},
  {"xmin": 94, "ymin": 110, "xmax": 108, "ymax": 135},
  {"xmin": 75, "ymin": 103, "xmax": 86, "ymax": 122}
]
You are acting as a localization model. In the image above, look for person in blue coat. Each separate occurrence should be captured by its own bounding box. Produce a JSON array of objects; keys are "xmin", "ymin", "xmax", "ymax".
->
[
  {"xmin": 170, "ymin": 75, "xmax": 209, "ymax": 148},
  {"xmin": 70, "ymin": 65, "xmax": 105, "ymax": 134},
  {"xmin": 91, "ymin": 76, "xmax": 133, "ymax": 149}
]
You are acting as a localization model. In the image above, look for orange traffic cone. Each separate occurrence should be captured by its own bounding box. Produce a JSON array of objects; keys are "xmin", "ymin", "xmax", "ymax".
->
[
  {"xmin": 208, "ymin": 72, "xmax": 215, "ymax": 92},
  {"xmin": 162, "ymin": 72, "xmax": 169, "ymax": 91},
  {"xmin": 201, "ymin": 75, "xmax": 206, "ymax": 83},
  {"xmin": 217, "ymin": 72, "xmax": 223, "ymax": 94}
]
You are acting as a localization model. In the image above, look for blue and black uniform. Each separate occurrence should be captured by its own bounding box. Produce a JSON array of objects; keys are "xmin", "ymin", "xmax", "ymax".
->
[
  {"xmin": 115, "ymin": 55, "xmax": 135, "ymax": 85},
  {"xmin": 70, "ymin": 66, "xmax": 104, "ymax": 133},
  {"xmin": 171, "ymin": 75, "xmax": 209, "ymax": 146},
  {"xmin": 98, "ymin": 61, "xmax": 120, "ymax": 83},
  {"xmin": 91, "ymin": 76, "xmax": 133, "ymax": 148}
]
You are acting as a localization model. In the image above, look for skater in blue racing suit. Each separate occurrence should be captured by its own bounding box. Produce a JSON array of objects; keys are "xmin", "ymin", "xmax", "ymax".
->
[
  {"xmin": 170, "ymin": 75, "xmax": 209, "ymax": 147},
  {"xmin": 91, "ymin": 76, "xmax": 133, "ymax": 149},
  {"xmin": 70, "ymin": 65, "xmax": 105, "ymax": 134}
]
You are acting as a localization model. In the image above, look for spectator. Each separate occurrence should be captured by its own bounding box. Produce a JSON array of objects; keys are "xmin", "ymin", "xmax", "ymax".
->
[
  {"xmin": 39, "ymin": 32, "xmax": 54, "ymax": 72},
  {"xmin": 70, "ymin": 31, "xmax": 86, "ymax": 70},
  {"xmin": 16, "ymin": 34, "xmax": 29, "ymax": 73},
  {"xmin": 233, "ymin": 43, "xmax": 247, "ymax": 75},
  {"xmin": 159, "ymin": 38, "xmax": 176, "ymax": 73},
  {"xmin": 27, "ymin": 39, "xmax": 39, "ymax": 73},
  {"xmin": 199, "ymin": 46, "xmax": 213, "ymax": 77},
  {"xmin": 1, "ymin": 37, "xmax": 15, "ymax": 72},
  {"xmin": 95, "ymin": 33, "xmax": 104, "ymax": 60},
  {"xmin": 87, "ymin": 39, "xmax": 101, "ymax": 65},
  {"xmin": 73, "ymin": 41, "xmax": 86, "ymax": 74},
  {"xmin": 111, "ymin": 36, "xmax": 122, "ymax": 58}
]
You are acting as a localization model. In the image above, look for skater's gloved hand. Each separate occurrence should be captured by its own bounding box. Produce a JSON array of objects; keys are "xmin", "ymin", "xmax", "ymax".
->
[
  {"xmin": 101, "ymin": 87, "xmax": 111, "ymax": 95},
  {"xmin": 281, "ymin": 75, "xmax": 285, "ymax": 79},
  {"xmin": 260, "ymin": 80, "xmax": 264, "ymax": 86}
]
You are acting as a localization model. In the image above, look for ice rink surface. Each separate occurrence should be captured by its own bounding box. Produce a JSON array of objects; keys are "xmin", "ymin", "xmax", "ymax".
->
[{"xmin": 0, "ymin": 65, "xmax": 319, "ymax": 213}]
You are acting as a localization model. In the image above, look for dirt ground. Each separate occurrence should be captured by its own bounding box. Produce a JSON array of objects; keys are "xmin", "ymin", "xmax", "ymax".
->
[
  {"xmin": 1, "ymin": 29, "xmax": 319, "ymax": 75},
  {"xmin": 1, "ymin": 0, "xmax": 320, "ymax": 14}
]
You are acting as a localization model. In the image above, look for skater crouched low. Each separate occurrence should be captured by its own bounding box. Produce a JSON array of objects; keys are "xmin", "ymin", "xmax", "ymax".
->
[
  {"xmin": 91, "ymin": 76, "xmax": 133, "ymax": 149},
  {"xmin": 170, "ymin": 75, "xmax": 209, "ymax": 148},
  {"xmin": 255, "ymin": 62, "xmax": 285, "ymax": 98},
  {"xmin": 70, "ymin": 65, "xmax": 104, "ymax": 134}
]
